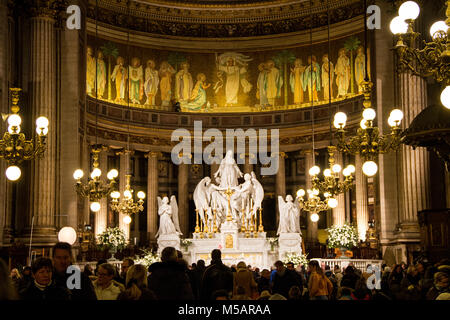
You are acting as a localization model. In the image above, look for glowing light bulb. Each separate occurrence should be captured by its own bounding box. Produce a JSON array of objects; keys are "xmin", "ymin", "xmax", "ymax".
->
[
  {"xmin": 107, "ymin": 169, "xmax": 118, "ymax": 180},
  {"xmin": 123, "ymin": 215, "xmax": 132, "ymax": 225},
  {"xmin": 137, "ymin": 191, "xmax": 146, "ymax": 199},
  {"xmin": 390, "ymin": 16, "xmax": 408, "ymax": 35},
  {"xmin": 360, "ymin": 119, "xmax": 368, "ymax": 130},
  {"xmin": 90, "ymin": 202, "xmax": 101, "ymax": 212},
  {"xmin": 362, "ymin": 108, "xmax": 376, "ymax": 121},
  {"xmin": 332, "ymin": 164, "xmax": 342, "ymax": 173},
  {"xmin": 309, "ymin": 166, "xmax": 320, "ymax": 176},
  {"xmin": 441, "ymin": 86, "xmax": 450, "ymax": 109},
  {"xmin": 297, "ymin": 189, "xmax": 305, "ymax": 197},
  {"xmin": 310, "ymin": 213, "xmax": 319, "ymax": 222},
  {"xmin": 110, "ymin": 191, "xmax": 120, "ymax": 199},
  {"xmin": 6, "ymin": 166, "xmax": 21, "ymax": 181},
  {"xmin": 7, "ymin": 114, "xmax": 21, "ymax": 126},
  {"xmin": 362, "ymin": 161, "xmax": 378, "ymax": 177},
  {"xmin": 430, "ymin": 21, "xmax": 449, "ymax": 39},
  {"xmin": 73, "ymin": 169, "xmax": 84, "ymax": 180},
  {"xmin": 398, "ymin": 1, "xmax": 420, "ymax": 21},
  {"xmin": 347, "ymin": 165, "xmax": 355, "ymax": 174},
  {"xmin": 36, "ymin": 116, "xmax": 49, "ymax": 129},
  {"xmin": 390, "ymin": 109, "xmax": 404, "ymax": 122},
  {"xmin": 334, "ymin": 112, "xmax": 347, "ymax": 128},
  {"xmin": 312, "ymin": 189, "xmax": 319, "ymax": 196},
  {"xmin": 90, "ymin": 168, "xmax": 101, "ymax": 179},
  {"xmin": 124, "ymin": 190, "xmax": 132, "ymax": 199},
  {"xmin": 8, "ymin": 125, "xmax": 20, "ymax": 134},
  {"xmin": 324, "ymin": 169, "xmax": 332, "ymax": 177},
  {"xmin": 327, "ymin": 198, "xmax": 338, "ymax": 208}
]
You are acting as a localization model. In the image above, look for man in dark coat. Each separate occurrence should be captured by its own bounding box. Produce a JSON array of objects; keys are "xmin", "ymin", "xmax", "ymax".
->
[
  {"xmin": 20, "ymin": 257, "xmax": 71, "ymax": 300},
  {"xmin": 200, "ymin": 249, "xmax": 233, "ymax": 300},
  {"xmin": 52, "ymin": 242, "xmax": 97, "ymax": 300},
  {"xmin": 148, "ymin": 247, "xmax": 194, "ymax": 300},
  {"xmin": 271, "ymin": 261, "xmax": 301, "ymax": 299}
]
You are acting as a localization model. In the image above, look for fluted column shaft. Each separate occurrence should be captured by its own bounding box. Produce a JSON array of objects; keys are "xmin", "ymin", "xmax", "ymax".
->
[
  {"xmin": 398, "ymin": 73, "xmax": 430, "ymax": 230},
  {"xmin": 332, "ymin": 151, "xmax": 346, "ymax": 227},
  {"xmin": 275, "ymin": 152, "xmax": 286, "ymax": 227},
  {"xmin": 178, "ymin": 162, "xmax": 189, "ymax": 236},
  {"xmin": 95, "ymin": 151, "xmax": 108, "ymax": 236},
  {"xmin": 27, "ymin": 14, "xmax": 57, "ymax": 242},
  {"xmin": 243, "ymin": 153, "xmax": 255, "ymax": 174},
  {"xmin": 146, "ymin": 152, "xmax": 159, "ymax": 242},
  {"xmin": 304, "ymin": 150, "xmax": 318, "ymax": 243},
  {"xmin": 355, "ymin": 154, "xmax": 369, "ymax": 241},
  {"xmin": 119, "ymin": 152, "xmax": 130, "ymax": 240}
]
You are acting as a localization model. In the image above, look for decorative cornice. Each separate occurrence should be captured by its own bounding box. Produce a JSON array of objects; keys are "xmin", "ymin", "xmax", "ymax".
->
[{"xmin": 87, "ymin": 0, "xmax": 363, "ymax": 38}]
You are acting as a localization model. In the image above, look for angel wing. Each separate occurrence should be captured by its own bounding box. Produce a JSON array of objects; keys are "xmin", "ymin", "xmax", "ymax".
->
[
  {"xmin": 251, "ymin": 171, "xmax": 264, "ymax": 211},
  {"xmin": 293, "ymin": 198, "xmax": 302, "ymax": 234},
  {"xmin": 193, "ymin": 177, "xmax": 211, "ymax": 210},
  {"xmin": 170, "ymin": 195, "xmax": 182, "ymax": 235},
  {"xmin": 277, "ymin": 196, "xmax": 287, "ymax": 235}
]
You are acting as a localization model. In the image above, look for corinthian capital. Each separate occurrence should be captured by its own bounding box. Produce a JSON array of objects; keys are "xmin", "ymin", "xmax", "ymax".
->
[{"xmin": 26, "ymin": 0, "xmax": 66, "ymax": 19}]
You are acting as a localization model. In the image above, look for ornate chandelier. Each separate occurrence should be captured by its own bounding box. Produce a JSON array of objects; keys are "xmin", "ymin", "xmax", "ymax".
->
[
  {"xmin": 309, "ymin": 146, "xmax": 355, "ymax": 208},
  {"xmin": 390, "ymin": 1, "xmax": 450, "ymax": 109},
  {"xmin": 73, "ymin": 145, "xmax": 118, "ymax": 212},
  {"xmin": 0, "ymin": 88, "xmax": 49, "ymax": 181},
  {"xmin": 296, "ymin": 188, "xmax": 329, "ymax": 222},
  {"xmin": 110, "ymin": 174, "xmax": 145, "ymax": 225},
  {"xmin": 333, "ymin": 82, "xmax": 404, "ymax": 177}
]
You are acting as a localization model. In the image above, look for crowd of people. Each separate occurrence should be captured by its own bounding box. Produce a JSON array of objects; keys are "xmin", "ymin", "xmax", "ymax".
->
[{"xmin": 1, "ymin": 242, "xmax": 449, "ymax": 301}]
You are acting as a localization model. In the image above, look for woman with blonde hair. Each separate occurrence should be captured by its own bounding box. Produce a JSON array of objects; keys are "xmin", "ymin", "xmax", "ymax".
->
[
  {"xmin": 233, "ymin": 261, "xmax": 258, "ymax": 299},
  {"xmin": 118, "ymin": 264, "xmax": 156, "ymax": 300}
]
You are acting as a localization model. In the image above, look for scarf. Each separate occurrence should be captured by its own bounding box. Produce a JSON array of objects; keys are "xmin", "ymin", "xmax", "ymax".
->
[{"xmin": 34, "ymin": 280, "xmax": 51, "ymax": 291}]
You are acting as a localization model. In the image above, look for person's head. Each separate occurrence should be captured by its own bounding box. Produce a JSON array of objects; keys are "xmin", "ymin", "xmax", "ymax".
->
[
  {"xmin": 308, "ymin": 260, "xmax": 320, "ymax": 273},
  {"xmin": 126, "ymin": 264, "xmax": 148, "ymax": 289},
  {"xmin": 237, "ymin": 261, "xmax": 247, "ymax": 272},
  {"xmin": 340, "ymin": 287, "xmax": 353, "ymax": 297},
  {"xmin": 181, "ymin": 61, "xmax": 189, "ymax": 70},
  {"xmin": 307, "ymin": 56, "xmax": 312, "ymax": 64},
  {"xmin": 146, "ymin": 59, "xmax": 155, "ymax": 68},
  {"xmin": 357, "ymin": 46, "xmax": 364, "ymax": 55},
  {"xmin": 339, "ymin": 48, "xmax": 346, "ymax": 56},
  {"xmin": 197, "ymin": 73, "xmax": 206, "ymax": 82},
  {"xmin": 131, "ymin": 57, "xmax": 140, "ymax": 67},
  {"xmin": 416, "ymin": 262, "xmax": 425, "ymax": 274},
  {"xmin": 97, "ymin": 263, "xmax": 115, "ymax": 287},
  {"xmin": 97, "ymin": 50, "xmax": 103, "ymax": 59},
  {"xmin": 434, "ymin": 272, "xmax": 449, "ymax": 290},
  {"xmin": 122, "ymin": 258, "xmax": 135, "ymax": 276},
  {"xmin": 31, "ymin": 257, "xmax": 53, "ymax": 286},
  {"xmin": 286, "ymin": 262, "xmax": 295, "ymax": 271},
  {"xmin": 161, "ymin": 247, "xmax": 178, "ymax": 262},
  {"xmin": 211, "ymin": 249, "xmax": 221, "ymax": 262},
  {"xmin": 117, "ymin": 56, "xmax": 124, "ymax": 65},
  {"xmin": 259, "ymin": 290, "xmax": 271, "ymax": 300},
  {"xmin": 227, "ymin": 58, "xmax": 234, "ymax": 66},
  {"xmin": 274, "ymin": 260, "xmax": 284, "ymax": 272},
  {"xmin": 258, "ymin": 63, "xmax": 266, "ymax": 71},
  {"xmin": 52, "ymin": 242, "xmax": 72, "ymax": 274},
  {"xmin": 393, "ymin": 264, "xmax": 403, "ymax": 274},
  {"xmin": 10, "ymin": 268, "xmax": 21, "ymax": 279},
  {"xmin": 22, "ymin": 266, "xmax": 32, "ymax": 277},
  {"xmin": 95, "ymin": 259, "xmax": 107, "ymax": 275},
  {"xmin": 197, "ymin": 259, "xmax": 205, "ymax": 269},
  {"xmin": 261, "ymin": 269, "xmax": 271, "ymax": 279},
  {"xmin": 407, "ymin": 265, "xmax": 418, "ymax": 277},
  {"xmin": 212, "ymin": 289, "xmax": 229, "ymax": 300},
  {"xmin": 288, "ymin": 285, "xmax": 301, "ymax": 300},
  {"xmin": 286, "ymin": 195, "xmax": 293, "ymax": 202},
  {"xmin": 87, "ymin": 46, "xmax": 93, "ymax": 56},
  {"xmin": 322, "ymin": 54, "xmax": 329, "ymax": 63},
  {"xmin": 345, "ymin": 265, "xmax": 355, "ymax": 274},
  {"xmin": 177, "ymin": 250, "xmax": 183, "ymax": 260},
  {"xmin": 244, "ymin": 173, "xmax": 251, "ymax": 181},
  {"xmin": 325, "ymin": 265, "xmax": 331, "ymax": 271},
  {"xmin": 294, "ymin": 58, "xmax": 302, "ymax": 67}
]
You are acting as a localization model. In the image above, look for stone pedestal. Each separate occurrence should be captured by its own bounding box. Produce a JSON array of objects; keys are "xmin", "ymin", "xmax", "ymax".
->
[
  {"xmin": 220, "ymin": 220, "xmax": 239, "ymax": 250},
  {"xmin": 157, "ymin": 234, "xmax": 181, "ymax": 254},
  {"xmin": 278, "ymin": 232, "xmax": 303, "ymax": 260}
]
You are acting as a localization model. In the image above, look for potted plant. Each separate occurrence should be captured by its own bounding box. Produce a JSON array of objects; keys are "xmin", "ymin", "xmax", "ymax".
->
[
  {"xmin": 326, "ymin": 224, "xmax": 359, "ymax": 259},
  {"xmin": 97, "ymin": 227, "xmax": 126, "ymax": 260},
  {"xmin": 267, "ymin": 237, "xmax": 279, "ymax": 252}
]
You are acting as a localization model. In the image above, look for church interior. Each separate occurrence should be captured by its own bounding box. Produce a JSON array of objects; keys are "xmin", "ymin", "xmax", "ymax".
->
[{"xmin": 0, "ymin": 0, "xmax": 449, "ymax": 270}]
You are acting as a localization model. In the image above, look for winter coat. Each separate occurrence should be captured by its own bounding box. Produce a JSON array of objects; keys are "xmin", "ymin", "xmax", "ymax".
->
[
  {"xmin": 200, "ymin": 260, "xmax": 234, "ymax": 300},
  {"xmin": 148, "ymin": 261, "xmax": 194, "ymax": 300},
  {"xmin": 308, "ymin": 271, "xmax": 333, "ymax": 298},
  {"xmin": 233, "ymin": 269, "xmax": 257, "ymax": 298},
  {"xmin": 20, "ymin": 281, "xmax": 71, "ymax": 300},
  {"xmin": 272, "ymin": 268, "xmax": 302, "ymax": 299}
]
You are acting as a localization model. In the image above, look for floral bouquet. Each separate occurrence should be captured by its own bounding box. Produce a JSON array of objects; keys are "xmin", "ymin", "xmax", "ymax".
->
[
  {"xmin": 326, "ymin": 223, "xmax": 359, "ymax": 249},
  {"xmin": 134, "ymin": 249, "xmax": 161, "ymax": 268},
  {"xmin": 181, "ymin": 239, "xmax": 192, "ymax": 251},
  {"xmin": 97, "ymin": 227, "xmax": 126, "ymax": 251},
  {"xmin": 282, "ymin": 252, "xmax": 309, "ymax": 267},
  {"xmin": 267, "ymin": 237, "xmax": 279, "ymax": 251}
]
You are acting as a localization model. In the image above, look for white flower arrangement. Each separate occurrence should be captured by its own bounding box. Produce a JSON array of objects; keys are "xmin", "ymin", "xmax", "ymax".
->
[
  {"xmin": 97, "ymin": 227, "xmax": 126, "ymax": 250},
  {"xmin": 267, "ymin": 237, "xmax": 279, "ymax": 250},
  {"xmin": 134, "ymin": 249, "xmax": 160, "ymax": 268},
  {"xmin": 283, "ymin": 252, "xmax": 309, "ymax": 267},
  {"xmin": 181, "ymin": 239, "xmax": 192, "ymax": 251},
  {"xmin": 326, "ymin": 223, "xmax": 359, "ymax": 249}
]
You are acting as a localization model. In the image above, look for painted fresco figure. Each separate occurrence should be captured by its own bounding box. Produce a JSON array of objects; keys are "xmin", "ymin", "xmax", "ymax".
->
[
  {"xmin": 128, "ymin": 57, "xmax": 144, "ymax": 105},
  {"xmin": 290, "ymin": 58, "xmax": 305, "ymax": 105},
  {"xmin": 335, "ymin": 48, "xmax": 351, "ymax": 98},
  {"xmin": 322, "ymin": 54, "xmax": 335, "ymax": 102},
  {"xmin": 144, "ymin": 59, "xmax": 159, "ymax": 106},
  {"xmin": 217, "ymin": 52, "xmax": 252, "ymax": 106},
  {"xmin": 159, "ymin": 61, "xmax": 176, "ymax": 107},
  {"xmin": 256, "ymin": 63, "xmax": 269, "ymax": 107},
  {"xmin": 303, "ymin": 55, "xmax": 321, "ymax": 103},
  {"xmin": 111, "ymin": 56, "xmax": 128, "ymax": 104},
  {"xmin": 175, "ymin": 61, "xmax": 193, "ymax": 103},
  {"xmin": 86, "ymin": 46, "xmax": 96, "ymax": 96},
  {"xmin": 96, "ymin": 50, "xmax": 107, "ymax": 98},
  {"xmin": 355, "ymin": 46, "xmax": 366, "ymax": 94},
  {"xmin": 181, "ymin": 73, "xmax": 211, "ymax": 111},
  {"xmin": 265, "ymin": 60, "xmax": 283, "ymax": 107}
]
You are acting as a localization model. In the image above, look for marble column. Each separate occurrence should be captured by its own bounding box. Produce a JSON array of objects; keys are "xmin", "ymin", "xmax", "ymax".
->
[
  {"xmin": 398, "ymin": 72, "xmax": 430, "ymax": 238},
  {"xmin": 243, "ymin": 153, "xmax": 255, "ymax": 174},
  {"xmin": 304, "ymin": 150, "xmax": 318, "ymax": 243},
  {"xmin": 275, "ymin": 152, "xmax": 287, "ymax": 227},
  {"xmin": 94, "ymin": 150, "xmax": 108, "ymax": 236},
  {"xmin": 146, "ymin": 152, "xmax": 160, "ymax": 242},
  {"xmin": 355, "ymin": 154, "xmax": 369, "ymax": 241},
  {"xmin": 118, "ymin": 151, "xmax": 132, "ymax": 241},
  {"xmin": 178, "ymin": 160, "xmax": 189, "ymax": 236},
  {"xmin": 332, "ymin": 151, "xmax": 346, "ymax": 227},
  {"xmin": 26, "ymin": 9, "xmax": 58, "ymax": 244}
]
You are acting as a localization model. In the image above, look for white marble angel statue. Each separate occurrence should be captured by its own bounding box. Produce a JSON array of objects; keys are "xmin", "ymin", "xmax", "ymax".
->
[
  {"xmin": 231, "ymin": 173, "xmax": 253, "ymax": 221},
  {"xmin": 214, "ymin": 150, "xmax": 243, "ymax": 189},
  {"xmin": 156, "ymin": 196, "xmax": 182, "ymax": 238},
  {"xmin": 250, "ymin": 171, "xmax": 264, "ymax": 217},
  {"xmin": 277, "ymin": 195, "xmax": 301, "ymax": 235},
  {"xmin": 193, "ymin": 177, "xmax": 213, "ymax": 226}
]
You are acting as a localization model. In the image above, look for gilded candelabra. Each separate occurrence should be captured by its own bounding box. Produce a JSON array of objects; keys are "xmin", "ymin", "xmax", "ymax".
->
[
  {"xmin": 390, "ymin": 1, "xmax": 450, "ymax": 109},
  {"xmin": 296, "ymin": 189, "xmax": 329, "ymax": 222},
  {"xmin": 333, "ymin": 80, "xmax": 404, "ymax": 176},
  {"xmin": 110, "ymin": 174, "xmax": 145, "ymax": 224},
  {"xmin": 0, "ymin": 88, "xmax": 49, "ymax": 181},
  {"xmin": 309, "ymin": 146, "xmax": 355, "ymax": 208},
  {"xmin": 73, "ymin": 146, "xmax": 118, "ymax": 212}
]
